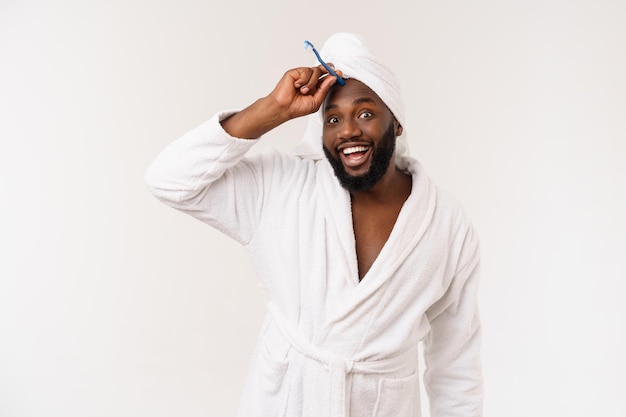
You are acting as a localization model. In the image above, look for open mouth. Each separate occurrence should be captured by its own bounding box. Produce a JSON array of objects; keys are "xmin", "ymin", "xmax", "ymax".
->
[{"xmin": 339, "ymin": 145, "xmax": 372, "ymax": 168}]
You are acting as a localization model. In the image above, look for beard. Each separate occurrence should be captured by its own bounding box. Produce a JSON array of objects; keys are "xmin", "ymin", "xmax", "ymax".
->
[{"xmin": 323, "ymin": 122, "xmax": 396, "ymax": 193}]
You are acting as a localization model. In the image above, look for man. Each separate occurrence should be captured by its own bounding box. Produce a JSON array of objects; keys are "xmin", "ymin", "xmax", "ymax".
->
[{"xmin": 145, "ymin": 33, "xmax": 482, "ymax": 417}]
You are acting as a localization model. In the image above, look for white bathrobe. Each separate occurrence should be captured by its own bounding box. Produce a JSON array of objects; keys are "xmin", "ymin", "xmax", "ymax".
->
[{"xmin": 145, "ymin": 111, "xmax": 483, "ymax": 417}]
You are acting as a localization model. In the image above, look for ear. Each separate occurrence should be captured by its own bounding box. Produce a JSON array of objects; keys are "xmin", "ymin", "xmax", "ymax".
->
[{"xmin": 394, "ymin": 119, "xmax": 403, "ymax": 137}]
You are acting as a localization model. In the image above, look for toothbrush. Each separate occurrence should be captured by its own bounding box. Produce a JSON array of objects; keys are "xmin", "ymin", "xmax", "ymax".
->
[{"xmin": 304, "ymin": 40, "xmax": 345, "ymax": 86}]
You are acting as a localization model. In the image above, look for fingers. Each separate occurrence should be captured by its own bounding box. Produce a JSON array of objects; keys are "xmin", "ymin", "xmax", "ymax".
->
[
  {"xmin": 270, "ymin": 65, "xmax": 344, "ymax": 118},
  {"xmin": 313, "ymin": 71, "xmax": 343, "ymax": 103},
  {"xmin": 293, "ymin": 64, "xmax": 342, "ymax": 95},
  {"xmin": 293, "ymin": 65, "xmax": 323, "ymax": 94}
]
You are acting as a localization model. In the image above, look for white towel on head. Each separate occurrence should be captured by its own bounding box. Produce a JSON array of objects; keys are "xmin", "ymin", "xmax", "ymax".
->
[{"xmin": 292, "ymin": 32, "xmax": 411, "ymax": 170}]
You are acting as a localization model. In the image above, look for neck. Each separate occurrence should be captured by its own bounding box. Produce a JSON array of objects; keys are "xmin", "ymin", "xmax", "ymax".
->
[{"xmin": 350, "ymin": 165, "xmax": 412, "ymax": 205}]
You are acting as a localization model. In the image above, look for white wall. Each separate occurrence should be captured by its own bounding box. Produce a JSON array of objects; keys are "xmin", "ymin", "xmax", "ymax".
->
[{"xmin": 1, "ymin": 1, "xmax": 625, "ymax": 416}]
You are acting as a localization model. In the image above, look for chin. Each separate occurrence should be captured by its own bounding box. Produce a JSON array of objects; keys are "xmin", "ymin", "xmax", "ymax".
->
[{"xmin": 323, "ymin": 124, "xmax": 396, "ymax": 193}]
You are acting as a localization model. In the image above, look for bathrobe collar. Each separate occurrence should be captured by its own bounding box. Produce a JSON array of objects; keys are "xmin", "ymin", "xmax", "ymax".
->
[{"xmin": 317, "ymin": 155, "xmax": 437, "ymax": 293}]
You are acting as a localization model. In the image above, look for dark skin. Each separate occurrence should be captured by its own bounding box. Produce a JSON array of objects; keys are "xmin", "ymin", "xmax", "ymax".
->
[
  {"xmin": 222, "ymin": 67, "xmax": 411, "ymax": 281},
  {"xmin": 323, "ymin": 80, "xmax": 412, "ymax": 279}
]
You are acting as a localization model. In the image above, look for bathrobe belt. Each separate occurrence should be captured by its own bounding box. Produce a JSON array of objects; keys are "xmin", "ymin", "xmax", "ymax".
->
[{"xmin": 267, "ymin": 302, "xmax": 418, "ymax": 417}]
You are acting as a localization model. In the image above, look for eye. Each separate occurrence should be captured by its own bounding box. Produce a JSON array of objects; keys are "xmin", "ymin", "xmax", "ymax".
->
[
  {"xmin": 327, "ymin": 116, "xmax": 339, "ymax": 124},
  {"xmin": 358, "ymin": 111, "xmax": 373, "ymax": 119}
]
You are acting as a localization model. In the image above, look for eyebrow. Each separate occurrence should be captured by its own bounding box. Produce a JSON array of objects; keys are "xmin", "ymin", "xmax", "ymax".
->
[{"xmin": 325, "ymin": 97, "xmax": 376, "ymax": 111}]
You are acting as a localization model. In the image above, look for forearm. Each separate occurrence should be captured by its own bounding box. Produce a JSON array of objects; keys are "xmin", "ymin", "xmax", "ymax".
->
[
  {"xmin": 221, "ymin": 65, "xmax": 341, "ymax": 139},
  {"xmin": 220, "ymin": 96, "xmax": 290, "ymax": 139},
  {"xmin": 424, "ymin": 225, "xmax": 483, "ymax": 416},
  {"xmin": 424, "ymin": 313, "xmax": 483, "ymax": 417}
]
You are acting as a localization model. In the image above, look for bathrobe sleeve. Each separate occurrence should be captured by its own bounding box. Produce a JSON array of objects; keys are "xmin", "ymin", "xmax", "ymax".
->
[
  {"xmin": 144, "ymin": 111, "xmax": 266, "ymax": 244},
  {"xmin": 423, "ymin": 222, "xmax": 483, "ymax": 417}
]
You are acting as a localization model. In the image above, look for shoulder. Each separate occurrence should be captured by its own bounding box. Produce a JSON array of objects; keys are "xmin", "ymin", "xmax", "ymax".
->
[
  {"xmin": 433, "ymin": 186, "xmax": 481, "ymax": 270},
  {"xmin": 406, "ymin": 157, "xmax": 477, "ymax": 239},
  {"xmin": 247, "ymin": 149, "xmax": 317, "ymax": 172},
  {"xmin": 242, "ymin": 150, "xmax": 319, "ymax": 188}
]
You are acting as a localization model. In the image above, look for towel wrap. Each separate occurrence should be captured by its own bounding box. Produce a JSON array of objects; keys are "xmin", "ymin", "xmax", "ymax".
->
[{"xmin": 293, "ymin": 32, "xmax": 412, "ymax": 171}]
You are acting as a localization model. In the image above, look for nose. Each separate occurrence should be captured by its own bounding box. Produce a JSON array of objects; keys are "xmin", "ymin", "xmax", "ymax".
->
[{"xmin": 339, "ymin": 118, "xmax": 362, "ymax": 141}]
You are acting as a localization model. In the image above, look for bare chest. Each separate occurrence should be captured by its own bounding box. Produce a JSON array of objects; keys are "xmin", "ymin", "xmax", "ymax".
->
[{"xmin": 351, "ymin": 203, "xmax": 404, "ymax": 281}]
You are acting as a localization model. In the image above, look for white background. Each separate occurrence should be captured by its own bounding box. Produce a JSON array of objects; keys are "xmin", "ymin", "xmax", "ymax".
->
[{"xmin": 1, "ymin": 0, "xmax": 625, "ymax": 416}]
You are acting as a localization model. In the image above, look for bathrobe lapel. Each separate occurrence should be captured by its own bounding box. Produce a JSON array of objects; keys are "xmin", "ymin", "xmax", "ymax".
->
[
  {"xmin": 316, "ymin": 159, "xmax": 360, "ymax": 287},
  {"xmin": 317, "ymin": 157, "xmax": 438, "ymax": 305}
]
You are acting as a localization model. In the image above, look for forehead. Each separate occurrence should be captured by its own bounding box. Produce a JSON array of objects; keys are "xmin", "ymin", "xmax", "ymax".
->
[{"xmin": 324, "ymin": 79, "xmax": 388, "ymax": 112}]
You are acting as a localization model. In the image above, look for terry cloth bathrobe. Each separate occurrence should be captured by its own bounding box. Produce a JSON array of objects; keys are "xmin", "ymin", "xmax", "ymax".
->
[{"xmin": 145, "ymin": 33, "xmax": 482, "ymax": 417}]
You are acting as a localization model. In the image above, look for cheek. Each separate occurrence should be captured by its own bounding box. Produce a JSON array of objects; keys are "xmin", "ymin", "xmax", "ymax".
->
[
  {"xmin": 321, "ymin": 130, "xmax": 334, "ymax": 151},
  {"xmin": 361, "ymin": 122, "xmax": 381, "ymax": 138}
]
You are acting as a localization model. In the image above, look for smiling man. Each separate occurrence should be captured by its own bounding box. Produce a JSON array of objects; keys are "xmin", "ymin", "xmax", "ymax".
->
[
  {"xmin": 321, "ymin": 78, "xmax": 412, "ymax": 282},
  {"xmin": 322, "ymin": 80, "xmax": 406, "ymax": 193},
  {"xmin": 145, "ymin": 33, "xmax": 483, "ymax": 417}
]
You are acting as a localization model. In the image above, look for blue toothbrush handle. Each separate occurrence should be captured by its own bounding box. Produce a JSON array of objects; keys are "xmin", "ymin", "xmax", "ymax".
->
[{"xmin": 304, "ymin": 40, "xmax": 345, "ymax": 86}]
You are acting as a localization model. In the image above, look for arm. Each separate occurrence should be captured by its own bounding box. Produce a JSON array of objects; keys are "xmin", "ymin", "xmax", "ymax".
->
[
  {"xmin": 144, "ymin": 65, "xmax": 342, "ymax": 243},
  {"xmin": 144, "ymin": 112, "xmax": 261, "ymax": 243},
  {"xmin": 423, "ymin": 224, "xmax": 483, "ymax": 417},
  {"xmin": 221, "ymin": 65, "xmax": 342, "ymax": 139}
]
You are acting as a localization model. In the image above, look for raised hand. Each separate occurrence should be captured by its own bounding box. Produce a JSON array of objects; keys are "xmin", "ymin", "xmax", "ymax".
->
[
  {"xmin": 221, "ymin": 65, "xmax": 342, "ymax": 139},
  {"xmin": 269, "ymin": 65, "xmax": 342, "ymax": 119}
]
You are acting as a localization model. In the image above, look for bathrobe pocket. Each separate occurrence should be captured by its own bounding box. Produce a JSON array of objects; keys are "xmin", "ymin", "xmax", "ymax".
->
[
  {"xmin": 258, "ymin": 339, "xmax": 290, "ymax": 395},
  {"xmin": 371, "ymin": 371, "xmax": 418, "ymax": 417},
  {"xmin": 244, "ymin": 335, "xmax": 291, "ymax": 417}
]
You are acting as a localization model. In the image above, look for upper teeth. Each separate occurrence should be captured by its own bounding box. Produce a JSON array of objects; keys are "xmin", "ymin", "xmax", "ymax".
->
[{"xmin": 343, "ymin": 146, "xmax": 369, "ymax": 155}]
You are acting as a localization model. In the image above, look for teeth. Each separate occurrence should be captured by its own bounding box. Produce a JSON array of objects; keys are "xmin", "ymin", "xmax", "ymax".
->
[{"xmin": 342, "ymin": 146, "xmax": 369, "ymax": 155}]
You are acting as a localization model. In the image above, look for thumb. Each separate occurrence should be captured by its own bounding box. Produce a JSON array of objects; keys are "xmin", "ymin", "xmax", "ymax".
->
[{"xmin": 312, "ymin": 71, "xmax": 344, "ymax": 106}]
